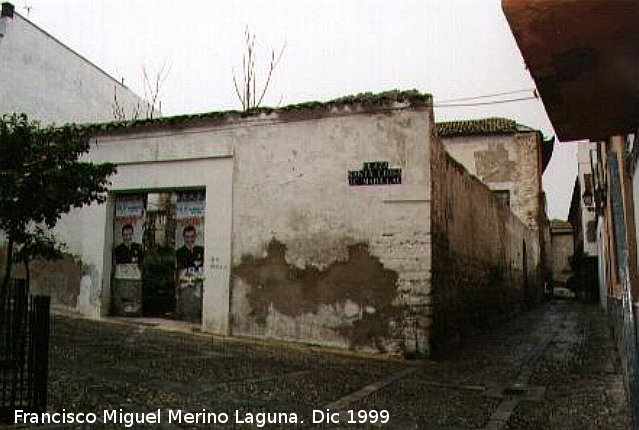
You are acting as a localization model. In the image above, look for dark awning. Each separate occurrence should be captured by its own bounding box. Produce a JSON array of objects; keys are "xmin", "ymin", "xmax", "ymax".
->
[{"xmin": 502, "ymin": 0, "xmax": 639, "ymax": 141}]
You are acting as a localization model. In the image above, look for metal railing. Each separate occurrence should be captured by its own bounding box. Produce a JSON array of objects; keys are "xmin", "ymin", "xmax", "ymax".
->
[{"xmin": 0, "ymin": 279, "xmax": 50, "ymax": 423}]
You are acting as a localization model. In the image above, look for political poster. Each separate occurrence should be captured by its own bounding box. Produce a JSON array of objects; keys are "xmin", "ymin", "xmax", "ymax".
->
[
  {"xmin": 175, "ymin": 191, "xmax": 206, "ymax": 284},
  {"xmin": 113, "ymin": 195, "xmax": 145, "ymax": 280}
]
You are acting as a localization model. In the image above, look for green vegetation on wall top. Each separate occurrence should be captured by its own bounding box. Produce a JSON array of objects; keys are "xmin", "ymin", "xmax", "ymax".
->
[{"xmin": 78, "ymin": 89, "xmax": 433, "ymax": 136}]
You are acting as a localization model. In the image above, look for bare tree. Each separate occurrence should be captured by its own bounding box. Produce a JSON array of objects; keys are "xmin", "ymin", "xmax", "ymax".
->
[
  {"xmin": 143, "ymin": 61, "xmax": 170, "ymax": 119},
  {"xmin": 111, "ymin": 85, "xmax": 126, "ymax": 121},
  {"xmin": 110, "ymin": 62, "xmax": 169, "ymax": 121},
  {"xmin": 111, "ymin": 85, "xmax": 141, "ymax": 121},
  {"xmin": 233, "ymin": 26, "xmax": 286, "ymax": 111}
]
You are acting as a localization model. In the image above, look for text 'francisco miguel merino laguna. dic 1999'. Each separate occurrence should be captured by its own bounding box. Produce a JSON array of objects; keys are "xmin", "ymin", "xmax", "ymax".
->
[{"xmin": 14, "ymin": 408, "xmax": 391, "ymax": 427}]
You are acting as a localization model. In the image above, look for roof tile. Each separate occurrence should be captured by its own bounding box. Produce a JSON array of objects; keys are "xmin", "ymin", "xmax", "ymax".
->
[{"xmin": 436, "ymin": 117, "xmax": 523, "ymax": 137}]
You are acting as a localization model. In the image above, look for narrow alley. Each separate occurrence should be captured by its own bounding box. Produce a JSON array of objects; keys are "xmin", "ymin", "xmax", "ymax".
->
[{"xmin": 6, "ymin": 300, "xmax": 628, "ymax": 430}]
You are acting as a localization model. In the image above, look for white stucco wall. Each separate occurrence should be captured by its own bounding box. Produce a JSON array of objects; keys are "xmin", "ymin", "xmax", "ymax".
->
[
  {"xmin": 52, "ymin": 100, "xmax": 433, "ymax": 355},
  {"xmin": 61, "ymin": 130, "xmax": 235, "ymax": 333},
  {"xmin": 0, "ymin": 7, "xmax": 150, "ymax": 307},
  {"xmin": 229, "ymin": 107, "xmax": 432, "ymax": 353},
  {"xmin": 0, "ymin": 10, "xmax": 146, "ymax": 123},
  {"xmin": 577, "ymin": 143, "xmax": 599, "ymax": 256}
]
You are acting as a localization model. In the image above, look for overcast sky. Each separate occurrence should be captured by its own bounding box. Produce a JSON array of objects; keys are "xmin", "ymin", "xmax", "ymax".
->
[{"xmin": 20, "ymin": 0, "xmax": 579, "ymax": 219}]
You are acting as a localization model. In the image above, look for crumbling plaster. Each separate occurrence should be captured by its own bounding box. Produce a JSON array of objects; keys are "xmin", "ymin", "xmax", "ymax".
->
[{"xmin": 442, "ymin": 132, "xmax": 542, "ymax": 230}]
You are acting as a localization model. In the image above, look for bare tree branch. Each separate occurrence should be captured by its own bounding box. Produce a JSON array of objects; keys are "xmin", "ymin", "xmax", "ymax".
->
[
  {"xmin": 112, "ymin": 85, "xmax": 126, "ymax": 121},
  {"xmin": 232, "ymin": 26, "xmax": 286, "ymax": 111},
  {"xmin": 111, "ymin": 61, "xmax": 168, "ymax": 121},
  {"xmin": 143, "ymin": 60, "xmax": 170, "ymax": 119},
  {"xmin": 256, "ymin": 42, "xmax": 286, "ymax": 108},
  {"xmin": 112, "ymin": 85, "xmax": 143, "ymax": 121}
]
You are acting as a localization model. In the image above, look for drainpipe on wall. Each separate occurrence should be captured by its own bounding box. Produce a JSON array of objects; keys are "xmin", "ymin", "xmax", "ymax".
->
[{"xmin": 0, "ymin": 2, "xmax": 14, "ymax": 39}]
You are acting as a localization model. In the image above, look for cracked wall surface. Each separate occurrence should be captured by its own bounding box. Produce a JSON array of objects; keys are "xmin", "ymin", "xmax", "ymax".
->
[{"xmin": 229, "ymin": 107, "xmax": 433, "ymax": 355}]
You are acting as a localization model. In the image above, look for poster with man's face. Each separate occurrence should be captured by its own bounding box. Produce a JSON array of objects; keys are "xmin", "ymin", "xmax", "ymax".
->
[
  {"xmin": 175, "ymin": 191, "xmax": 205, "ymax": 284},
  {"xmin": 113, "ymin": 195, "xmax": 145, "ymax": 279}
]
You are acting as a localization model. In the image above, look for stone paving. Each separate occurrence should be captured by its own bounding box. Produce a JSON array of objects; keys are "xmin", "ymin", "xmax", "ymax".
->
[{"xmin": 2, "ymin": 300, "xmax": 631, "ymax": 429}]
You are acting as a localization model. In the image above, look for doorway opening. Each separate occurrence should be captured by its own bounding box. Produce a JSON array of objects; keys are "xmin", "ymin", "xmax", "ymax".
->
[{"xmin": 111, "ymin": 190, "xmax": 205, "ymax": 322}]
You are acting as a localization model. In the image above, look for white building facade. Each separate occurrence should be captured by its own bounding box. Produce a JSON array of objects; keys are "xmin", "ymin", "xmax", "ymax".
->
[
  {"xmin": 23, "ymin": 91, "xmax": 542, "ymax": 357},
  {"xmin": 0, "ymin": 2, "xmax": 146, "ymax": 124},
  {"xmin": 53, "ymin": 94, "xmax": 436, "ymax": 355}
]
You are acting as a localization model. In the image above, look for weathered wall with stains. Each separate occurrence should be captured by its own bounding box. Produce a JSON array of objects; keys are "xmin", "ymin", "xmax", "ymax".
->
[
  {"xmin": 13, "ymin": 255, "xmax": 82, "ymax": 307},
  {"xmin": 229, "ymin": 103, "xmax": 433, "ymax": 355},
  {"xmin": 430, "ymin": 135, "xmax": 542, "ymax": 355},
  {"xmin": 442, "ymin": 133, "xmax": 542, "ymax": 231},
  {"xmin": 4, "ymin": 90, "xmax": 549, "ymax": 357},
  {"xmin": 550, "ymin": 229, "xmax": 573, "ymax": 286},
  {"xmin": 33, "ymin": 95, "xmax": 432, "ymax": 356}
]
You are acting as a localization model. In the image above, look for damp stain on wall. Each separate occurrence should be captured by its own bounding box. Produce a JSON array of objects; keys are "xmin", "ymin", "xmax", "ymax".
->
[
  {"xmin": 474, "ymin": 142, "xmax": 517, "ymax": 182},
  {"xmin": 9, "ymin": 252, "xmax": 82, "ymax": 306},
  {"xmin": 233, "ymin": 239, "xmax": 400, "ymax": 350}
]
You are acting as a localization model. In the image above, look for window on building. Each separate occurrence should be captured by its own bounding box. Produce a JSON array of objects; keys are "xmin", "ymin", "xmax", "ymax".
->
[{"xmin": 492, "ymin": 190, "xmax": 510, "ymax": 207}]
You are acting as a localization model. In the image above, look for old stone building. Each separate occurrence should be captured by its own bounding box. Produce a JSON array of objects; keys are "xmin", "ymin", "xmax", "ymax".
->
[
  {"xmin": 26, "ymin": 91, "xmax": 543, "ymax": 357},
  {"xmin": 430, "ymin": 119, "xmax": 544, "ymax": 353},
  {"xmin": 435, "ymin": 118, "xmax": 554, "ymax": 311},
  {"xmin": 436, "ymin": 117, "xmax": 553, "ymax": 231}
]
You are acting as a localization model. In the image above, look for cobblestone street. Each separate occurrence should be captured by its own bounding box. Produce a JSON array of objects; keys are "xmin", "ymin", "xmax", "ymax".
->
[{"xmin": 4, "ymin": 300, "xmax": 630, "ymax": 429}]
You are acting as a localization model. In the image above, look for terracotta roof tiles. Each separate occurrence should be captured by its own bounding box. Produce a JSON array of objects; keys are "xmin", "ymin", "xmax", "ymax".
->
[{"xmin": 436, "ymin": 117, "xmax": 533, "ymax": 137}]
